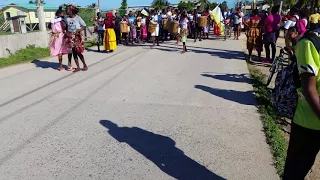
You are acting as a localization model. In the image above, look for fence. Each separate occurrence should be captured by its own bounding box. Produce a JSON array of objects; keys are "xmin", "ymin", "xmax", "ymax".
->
[{"xmin": 0, "ymin": 31, "xmax": 49, "ymax": 58}]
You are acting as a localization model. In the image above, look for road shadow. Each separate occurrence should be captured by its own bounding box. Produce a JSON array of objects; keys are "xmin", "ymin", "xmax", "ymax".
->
[
  {"xmin": 155, "ymin": 44, "xmax": 244, "ymax": 61},
  {"xmin": 31, "ymin": 60, "xmax": 67, "ymax": 71},
  {"xmin": 100, "ymin": 120, "xmax": 226, "ymax": 180},
  {"xmin": 195, "ymin": 85, "xmax": 256, "ymax": 106},
  {"xmin": 201, "ymin": 73, "xmax": 251, "ymax": 84}
]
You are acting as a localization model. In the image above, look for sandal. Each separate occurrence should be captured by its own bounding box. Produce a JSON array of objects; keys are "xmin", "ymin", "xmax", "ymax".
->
[
  {"xmin": 73, "ymin": 68, "xmax": 81, "ymax": 73},
  {"xmin": 82, "ymin": 67, "xmax": 88, "ymax": 71},
  {"xmin": 67, "ymin": 66, "xmax": 74, "ymax": 71}
]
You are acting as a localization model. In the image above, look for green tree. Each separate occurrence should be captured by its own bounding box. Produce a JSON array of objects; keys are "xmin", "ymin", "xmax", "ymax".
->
[
  {"xmin": 198, "ymin": 0, "xmax": 211, "ymax": 11},
  {"xmin": 28, "ymin": 0, "xmax": 45, "ymax": 4},
  {"xmin": 210, "ymin": 2, "xmax": 219, "ymax": 10},
  {"xmin": 151, "ymin": 0, "xmax": 169, "ymax": 10},
  {"xmin": 119, "ymin": 0, "xmax": 128, "ymax": 17},
  {"xmin": 219, "ymin": 1, "xmax": 228, "ymax": 11},
  {"xmin": 178, "ymin": 1, "xmax": 195, "ymax": 11},
  {"xmin": 120, "ymin": 0, "xmax": 128, "ymax": 9}
]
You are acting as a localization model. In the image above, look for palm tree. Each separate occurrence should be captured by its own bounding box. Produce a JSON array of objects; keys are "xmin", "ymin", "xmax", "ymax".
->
[
  {"xmin": 198, "ymin": 0, "xmax": 210, "ymax": 11},
  {"xmin": 151, "ymin": 0, "xmax": 169, "ymax": 10}
]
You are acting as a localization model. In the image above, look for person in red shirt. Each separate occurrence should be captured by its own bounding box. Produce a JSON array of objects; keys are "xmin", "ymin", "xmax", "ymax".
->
[{"xmin": 104, "ymin": 12, "xmax": 117, "ymax": 52}]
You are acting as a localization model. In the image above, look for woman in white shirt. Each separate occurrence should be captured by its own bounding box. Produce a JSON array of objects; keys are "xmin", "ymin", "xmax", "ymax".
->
[
  {"xmin": 150, "ymin": 10, "xmax": 160, "ymax": 46},
  {"xmin": 140, "ymin": 15, "xmax": 147, "ymax": 42},
  {"xmin": 180, "ymin": 13, "xmax": 189, "ymax": 53}
]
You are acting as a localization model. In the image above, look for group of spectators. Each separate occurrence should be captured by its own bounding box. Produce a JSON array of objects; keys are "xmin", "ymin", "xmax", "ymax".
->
[
  {"xmin": 244, "ymin": 5, "xmax": 320, "ymax": 180},
  {"xmin": 92, "ymin": 6, "xmax": 215, "ymax": 53}
]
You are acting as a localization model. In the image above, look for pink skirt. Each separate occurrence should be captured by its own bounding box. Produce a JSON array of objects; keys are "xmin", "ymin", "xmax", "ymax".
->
[
  {"xmin": 140, "ymin": 25, "xmax": 147, "ymax": 39},
  {"xmin": 50, "ymin": 32, "xmax": 70, "ymax": 56}
]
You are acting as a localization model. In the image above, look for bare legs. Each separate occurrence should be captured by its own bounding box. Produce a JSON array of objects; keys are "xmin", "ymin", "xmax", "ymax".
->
[
  {"xmin": 248, "ymin": 48, "xmax": 261, "ymax": 62},
  {"xmin": 58, "ymin": 55, "xmax": 63, "ymax": 71},
  {"xmin": 152, "ymin": 36, "xmax": 159, "ymax": 46},
  {"xmin": 72, "ymin": 48, "xmax": 88, "ymax": 72}
]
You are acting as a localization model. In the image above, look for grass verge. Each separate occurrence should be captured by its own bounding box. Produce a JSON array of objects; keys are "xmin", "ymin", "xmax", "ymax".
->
[
  {"xmin": 84, "ymin": 40, "xmax": 96, "ymax": 48},
  {"xmin": 248, "ymin": 64, "xmax": 288, "ymax": 177},
  {"xmin": 0, "ymin": 45, "xmax": 50, "ymax": 68},
  {"xmin": 0, "ymin": 40, "xmax": 96, "ymax": 68}
]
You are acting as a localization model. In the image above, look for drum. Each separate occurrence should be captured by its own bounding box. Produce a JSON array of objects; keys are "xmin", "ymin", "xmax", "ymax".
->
[
  {"xmin": 148, "ymin": 21, "xmax": 158, "ymax": 33},
  {"xmin": 120, "ymin": 22, "xmax": 128, "ymax": 33},
  {"xmin": 162, "ymin": 19, "xmax": 169, "ymax": 30},
  {"xmin": 170, "ymin": 21, "xmax": 179, "ymax": 34},
  {"xmin": 198, "ymin": 16, "xmax": 208, "ymax": 27}
]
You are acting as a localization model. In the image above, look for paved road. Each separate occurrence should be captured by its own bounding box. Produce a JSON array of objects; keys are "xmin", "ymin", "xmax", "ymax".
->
[{"xmin": 0, "ymin": 39, "xmax": 278, "ymax": 180}]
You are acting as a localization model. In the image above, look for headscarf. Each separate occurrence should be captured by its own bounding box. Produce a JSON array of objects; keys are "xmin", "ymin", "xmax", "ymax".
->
[{"xmin": 106, "ymin": 12, "xmax": 113, "ymax": 19}]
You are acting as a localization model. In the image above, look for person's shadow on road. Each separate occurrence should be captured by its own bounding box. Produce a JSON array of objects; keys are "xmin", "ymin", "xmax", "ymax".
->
[{"xmin": 100, "ymin": 120, "xmax": 226, "ymax": 180}]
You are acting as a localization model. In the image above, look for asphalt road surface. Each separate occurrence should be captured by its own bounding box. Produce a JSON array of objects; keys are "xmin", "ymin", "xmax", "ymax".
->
[{"xmin": 0, "ymin": 39, "xmax": 278, "ymax": 180}]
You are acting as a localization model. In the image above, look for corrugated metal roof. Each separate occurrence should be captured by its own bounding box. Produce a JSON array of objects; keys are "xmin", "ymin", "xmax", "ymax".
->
[{"xmin": 8, "ymin": 3, "xmax": 58, "ymax": 11}]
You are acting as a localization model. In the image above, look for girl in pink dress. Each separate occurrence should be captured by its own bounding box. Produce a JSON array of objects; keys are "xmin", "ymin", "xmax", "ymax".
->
[{"xmin": 50, "ymin": 8, "xmax": 70, "ymax": 71}]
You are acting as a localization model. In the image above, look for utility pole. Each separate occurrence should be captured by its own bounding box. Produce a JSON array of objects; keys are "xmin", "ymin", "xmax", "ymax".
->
[
  {"xmin": 36, "ymin": 0, "xmax": 46, "ymax": 32},
  {"xmin": 98, "ymin": 0, "xmax": 101, "ymax": 12}
]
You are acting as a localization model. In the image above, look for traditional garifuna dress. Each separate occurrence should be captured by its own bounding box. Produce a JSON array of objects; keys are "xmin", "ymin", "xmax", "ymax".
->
[
  {"xmin": 245, "ymin": 16, "xmax": 263, "ymax": 52},
  {"xmin": 50, "ymin": 17, "xmax": 70, "ymax": 56},
  {"xmin": 104, "ymin": 18, "xmax": 117, "ymax": 51},
  {"xmin": 151, "ymin": 15, "xmax": 160, "ymax": 37},
  {"xmin": 180, "ymin": 18, "xmax": 189, "ymax": 43},
  {"xmin": 202, "ymin": 12, "xmax": 210, "ymax": 33},
  {"xmin": 65, "ymin": 15, "xmax": 86, "ymax": 53},
  {"xmin": 140, "ymin": 17, "xmax": 147, "ymax": 40}
]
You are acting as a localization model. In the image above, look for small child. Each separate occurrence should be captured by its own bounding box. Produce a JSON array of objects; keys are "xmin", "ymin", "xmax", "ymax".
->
[{"xmin": 179, "ymin": 13, "xmax": 189, "ymax": 54}]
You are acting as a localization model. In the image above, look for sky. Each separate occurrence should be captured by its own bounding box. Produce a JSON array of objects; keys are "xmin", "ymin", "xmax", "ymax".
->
[{"xmin": 5, "ymin": 0, "xmax": 233, "ymax": 10}]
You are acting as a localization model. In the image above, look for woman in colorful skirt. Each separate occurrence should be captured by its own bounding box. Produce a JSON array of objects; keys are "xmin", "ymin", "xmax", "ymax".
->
[
  {"xmin": 50, "ymin": 7, "xmax": 70, "ymax": 71},
  {"xmin": 104, "ymin": 12, "xmax": 117, "ymax": 52},
  {"xmin": 244, "ymin": 9, "xmax": 262, "ymax": 62},
  {"xmin": 179, "ymin": 13, "xmax": 189, "ymax": 54},
  {"xmin": 202, "ymin": 8, "xmax": 211, "ymax": 39},
  {"xmin": 150, "ymin": 10, "xmax": 160, "ymax": 46},
  {"xmin": 140, "ymin": 14, "xmax": 148, "ymax": 43},
  {"xmin": 66, "ymin": 5, "xmax": 88, "ymax": 72}
]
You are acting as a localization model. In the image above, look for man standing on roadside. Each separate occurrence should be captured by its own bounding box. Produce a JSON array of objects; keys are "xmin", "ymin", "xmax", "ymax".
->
[
  {"xmin": 114, "ymin": 12, "xmax": 122, "ymax": 45},
  {"xmin": 283, "ymin": 29, "xmax": 320, "ymax": 180},
  {"xmin": 309, "ymin": 8, "xmax": 320, "ymax": 30}
]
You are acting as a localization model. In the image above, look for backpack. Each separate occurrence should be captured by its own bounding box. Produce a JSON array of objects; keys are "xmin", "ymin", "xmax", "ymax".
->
[{"xmin": 272, "ymin": 30, "xmax": 320, "ymax": 119}]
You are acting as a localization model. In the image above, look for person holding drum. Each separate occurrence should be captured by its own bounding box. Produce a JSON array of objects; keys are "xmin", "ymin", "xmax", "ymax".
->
[
  {"xmin": 121, "ymin": 15, "xmax": 129, "ymax": 46},
  {"xmin": 202, "ymin": 8, "xmax": 211, "ymax": 40},
  {"xmin": 150, "ymin": 10, "xmax": 160, "ymax": 46}
]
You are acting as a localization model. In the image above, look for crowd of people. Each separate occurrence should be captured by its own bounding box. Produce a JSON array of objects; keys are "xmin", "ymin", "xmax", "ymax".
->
[
  {"xmin": 243, "ymin": 5, "xmax": 320, "ymax": 180},
  {"xmin": 48, "ymin": 3, "xmax": 320, "ymax": 180},
  {"xmin": 92, "ymin": 6, "xmax": 217, "ymax": 54},
  {"xmin": 49, "ymin": 5, "xmax": 250, "ymax": 72}
]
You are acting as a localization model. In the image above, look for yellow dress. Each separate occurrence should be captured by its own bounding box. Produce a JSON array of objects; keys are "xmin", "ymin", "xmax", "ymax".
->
[{"xmin": 104, "ymin": 28, "xmax": 117, "ymax": 51}]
